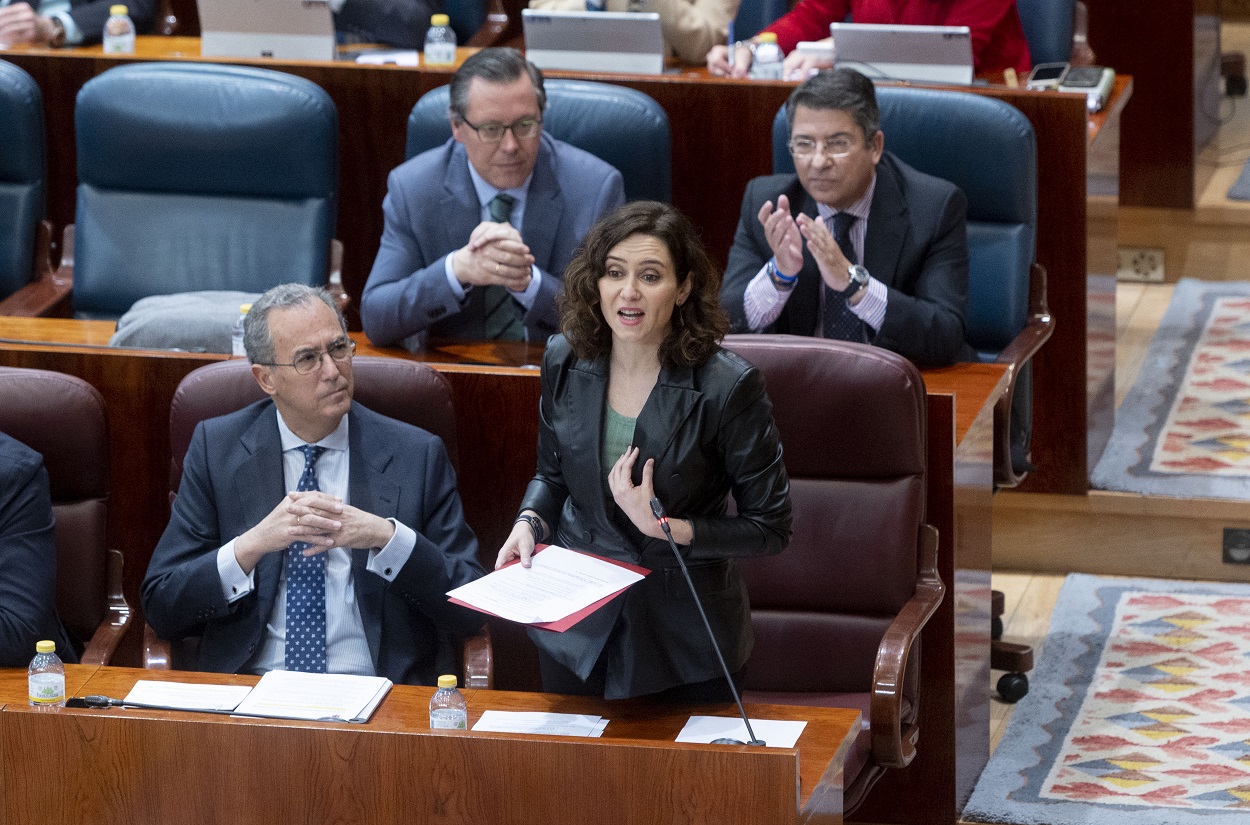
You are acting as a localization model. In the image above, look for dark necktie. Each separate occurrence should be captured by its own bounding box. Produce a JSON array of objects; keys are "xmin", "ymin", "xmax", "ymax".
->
[
  {"xmin": 821, "ymin": 212, "xmax": 868, "ymax": 343},
  {"xmin": 484, "ymin": 193, "xmax": 524, "ymax": 341},
  {"xmin": 285, "ymin": 444, "xmax": 328, "ymax": 673}
]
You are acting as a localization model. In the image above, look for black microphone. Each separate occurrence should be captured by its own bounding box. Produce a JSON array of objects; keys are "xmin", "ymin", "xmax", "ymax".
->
[{"xmin": 649, "ymin": 496, "xmax": 764, "ymax": 747}]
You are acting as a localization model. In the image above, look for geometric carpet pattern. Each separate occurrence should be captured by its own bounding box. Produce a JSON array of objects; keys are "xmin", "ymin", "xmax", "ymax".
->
[
  {"xmin": 1093, "ymin": 280, "xmax": 1250, "ymax": 499},
  {"xmin": 965, "ymin": 574, "xmax": 1250, "ymax": 825}
]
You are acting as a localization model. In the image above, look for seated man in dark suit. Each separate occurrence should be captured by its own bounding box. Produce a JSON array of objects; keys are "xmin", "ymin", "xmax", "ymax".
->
[
  {"xmin": 0, "ymin": 0, "xmax": 154, "ymax": 47},
  {"xmin": 331, "ymin": 0, "xmax": 439, "ymax": 49},
  {"xmin": 720, "ymin": 67, "xmax": 975, "ymax": 368},
  {"xmin": 361, "ymin": 47, "xmax": 625, "ymax": 349},
  {"xmin": 142, "ymin": 283, "xmax": 485, "ymax": 684},
  {"xmin": 0, "ymin": 432, "xmax": 77, "ymax": 667}
]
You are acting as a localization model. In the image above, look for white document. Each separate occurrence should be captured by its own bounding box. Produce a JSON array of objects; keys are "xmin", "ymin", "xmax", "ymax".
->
[
  {"xmin": 675, "ymin": 716, "xmax": 808, "ymax": 749},
  {"xmin": 355, "ymin": 50, "xmax": 420, "ymax": 66},
  {"xmin": 123, "ymin": 680, "xmax": 252, "ymax": 712},
  {"xmin": 231, "ymin": 671, "xmax": 392, "ymax": 723},
  {"xmin": 446, "ymin": 545, "xmax": 644, "ymax": 625},
  {"xmin": 472, "ymin": 710, "xmax": 608, "ymax": 738}
]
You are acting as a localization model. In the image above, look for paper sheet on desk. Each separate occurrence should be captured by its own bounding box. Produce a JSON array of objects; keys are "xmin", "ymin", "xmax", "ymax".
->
[
  {"xmin": 472, "ymin": 710, "xmax": 608, "ymax": 737},
  {"xmin": 676, "ymin": 716, "xmax": 807, "ymax": 749},
  {"xmin": 447, "ymin": 545, "xmax": 647, "ymax": 630},
  {"xmin": 123, "ymin": 680, "xmax": 252, "ymax": 712},
  {"xmin": 231, "ymin": 671, "xmax": 392, "ymax": 723},
  {"xmin": 355, "ymin": 50, "xmax": 420, "ymax": 66}
]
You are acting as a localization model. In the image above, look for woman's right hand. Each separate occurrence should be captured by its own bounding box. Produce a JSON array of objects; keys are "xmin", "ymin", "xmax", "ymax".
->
[
  {"xmin": 707, "ymin": 42, "xmax": 753, "ymax": 78},
  {"xmin": 496, "ymin": 518, "xmax": 537, "ymax": 570}
]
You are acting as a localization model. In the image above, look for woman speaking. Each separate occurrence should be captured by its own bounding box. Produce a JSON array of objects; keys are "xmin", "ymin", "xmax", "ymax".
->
[{"xmin": 496, "ymin": 201, "xmax": 791, "ymax": 701}]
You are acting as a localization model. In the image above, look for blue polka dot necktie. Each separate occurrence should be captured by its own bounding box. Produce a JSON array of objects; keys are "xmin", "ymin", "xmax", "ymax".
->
[
  {"xmin": 285, "ymin": 444, "xmax": 328, "ymax": 673},
  {"xmin": 821, "ymin": 212, "xmax": 868, "ymax": 343},
  {"xmin": 483, "ymin": 193, "xmax": 524, "ymax": 341}
]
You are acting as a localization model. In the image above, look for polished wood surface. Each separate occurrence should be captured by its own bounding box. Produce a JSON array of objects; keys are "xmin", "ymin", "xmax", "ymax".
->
[
  {"xmin": 3, "ymin": 38, "xmax": 1122, "ymax": 494},
  {"xmin": 0, "ymin": 318, "xmax": 1004, "ymax": 824},
  {"xmin": 0, "ymin": 667, "xmax": 859, "ymax": 825}
]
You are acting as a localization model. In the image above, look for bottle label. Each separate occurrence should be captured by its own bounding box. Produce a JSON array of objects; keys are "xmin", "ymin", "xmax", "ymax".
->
[
  {"xmin": 424, "ymin": 42, "xmax": 456, "ymax": 67},
  {"xmin": 430, "ymin": 708, "xmax": 467, "ymax": 729},
  {"xmin": 29, "ymin": 672, "xmax": 65, "ymax": 704}
]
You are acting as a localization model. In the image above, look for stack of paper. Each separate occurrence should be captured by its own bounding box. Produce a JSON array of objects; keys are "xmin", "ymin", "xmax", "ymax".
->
[
  {"xmin": 472, "ymin": 710, "xmax": 608, "ymax": 737},
  {"xmin": 231, "ymin": 671, "xmax": 393, "ymax": 723}
]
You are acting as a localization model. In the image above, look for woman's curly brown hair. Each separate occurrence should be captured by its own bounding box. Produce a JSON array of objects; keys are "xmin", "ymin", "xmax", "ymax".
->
[{"xmin": 560, "ymin": 201, "xmax": 730, "ymax": 367}]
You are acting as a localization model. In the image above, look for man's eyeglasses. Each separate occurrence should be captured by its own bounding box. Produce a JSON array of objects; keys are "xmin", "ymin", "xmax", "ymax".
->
[
  {"xmin": 259, "ymin": 338, "xmax": 355, "ymax": 375},
  {"xmin": 457, "ymin": 115, "xmax": 543, "ymax": 143},
  {"xmin": 787, "ymin": 135, "xmax": 857, "ymax": 159}
]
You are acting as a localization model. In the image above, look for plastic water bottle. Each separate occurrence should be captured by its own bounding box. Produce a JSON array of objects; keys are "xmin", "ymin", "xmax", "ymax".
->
[
  {"xmin": 429, "ymin": 674, "xmax": 467, "ymax": 729},
  {"xmin": 28, "ymin": 640, "xmax": 65, "ymax": 708},
  {"xmin": 102, "ymin": 5, "xmax": 136, "ymax": 54},
  {"xmin": 423, "ymin": 14, "xmax": 456, "ymax": 68},
  {"xmin": 749, "ymin": 33, "xmax": 784, "ymax": 80},
  {"xmin": 231, "ymin": 302, "xmax": 252, "ymax": 358}
]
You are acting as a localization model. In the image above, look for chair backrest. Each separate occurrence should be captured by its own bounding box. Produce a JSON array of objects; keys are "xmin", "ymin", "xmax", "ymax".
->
[
  {"xmin": 0, "ymin": 60, "xmax": 45, "ymax": 301},
  {"xmin": 721, "ymin": 336, "xmax": 927, "ymax": 694},
  {"xmin": 0, "ymin": 367, "xmax": 110, "ymax": 650},
  {"xmin": 731, "ymin": 0, "xmax": 788, "ymax": 41},
  {"xmin": 406, "ymin": 79, "xmax": 671, "ymax": 203},
  {"xmin": 72, "ymin": 62, "xmax": 339, "ymax": 319},
  {"xmin": 771, "ymin": 87, "xmax": 1037, "ymax": 360},
  {"xmin": 168, "ymin": 357, "xmax": 459, "ymax": 493},
  {"xmin": 1015, "ymin": 0, "xmax": 1075, "ymax": 66}
]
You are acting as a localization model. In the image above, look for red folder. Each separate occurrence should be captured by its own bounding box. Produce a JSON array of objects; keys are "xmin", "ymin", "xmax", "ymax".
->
[{"xmin": 448, "ymin": 544, "xmax": 650, "ymax": 632}]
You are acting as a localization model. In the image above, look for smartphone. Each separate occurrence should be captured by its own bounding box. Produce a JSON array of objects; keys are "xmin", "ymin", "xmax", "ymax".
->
[
  {"xmin": 1026, "ymin": 62, "xmax": 1068, "ymax": 90},
  {"xmin": 1058, "ymin": 66, "xmax": 1107, "ymax": 89}
]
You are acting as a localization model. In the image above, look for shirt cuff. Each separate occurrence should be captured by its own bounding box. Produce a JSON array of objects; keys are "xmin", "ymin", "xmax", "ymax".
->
[
  {"xmin": 743, "ymin": 264, "xmax": 791, "ymax": 331},
  {"xmin": 508, "ymin": 267, "xmax": 542, "ymax": 310},
  {"xmin": 54, "ymin": 11, "xmax": 84, "ymax": 45},
  {"xmin": 367, "ymin": 518, "xmax": 415, "ymax": 582},
  {"xmin": 443, "ymin": 253, "xmax": 468, "ymax": 302},
  {"xmin": 848, "ymin": 277, "xmax": 888, "ymax": 331},
  {"xmin": 218, "ymin": 540, "xmax": 255, "ymax": 604},
  {"xmin": 329, "ymin": 0, "xmax": 348, "ymax": 11}
]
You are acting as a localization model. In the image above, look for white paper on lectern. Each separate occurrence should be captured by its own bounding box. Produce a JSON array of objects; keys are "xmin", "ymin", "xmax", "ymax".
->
[
  {"xmin": 675, "ymin": 716, "xmax": 808, "ymax": 749},
  {"xmin": 472, "ymin": 710, "xmax": 607, "ymax": 737},
  {"xmin": 123, "ymin": 680, "xmax": 252, "ymax": 712},
  {"xmin": 446, "ymin": 545, "xmax": 644, "ymax": 624},
  {"xmin": 231, "ymin": 671, "xmax": 392, "ymax": 723}
]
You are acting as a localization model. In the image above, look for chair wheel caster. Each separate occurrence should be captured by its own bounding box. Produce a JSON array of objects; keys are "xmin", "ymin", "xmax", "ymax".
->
[{"xmin": 997, "ymin": 672, "xmax": 1029, "ymax": 703}]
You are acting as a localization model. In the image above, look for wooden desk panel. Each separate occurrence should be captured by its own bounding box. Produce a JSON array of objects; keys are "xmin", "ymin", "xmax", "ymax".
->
[
  {"xmin": 0, "ymin": 667, "xmax": 860, "ymax": 825},
  {"xmin": 5, "ymin": 39, "xmax": 1114, "ymax": 494}
]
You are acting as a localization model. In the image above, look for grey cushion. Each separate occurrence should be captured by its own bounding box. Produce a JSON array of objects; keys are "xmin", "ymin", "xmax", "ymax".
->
[{"xmin": 108, "ymin": 291, "xmax": 262, "ymax": 353}]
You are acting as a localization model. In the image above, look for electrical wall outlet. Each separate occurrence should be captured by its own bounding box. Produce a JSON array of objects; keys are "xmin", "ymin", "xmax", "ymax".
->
[
  {"xmin": 1117, "ymin": 247, "xmax": 1166, "ymax": 282},
  {"xmin": 1223, "ymin": 528, "xmax": 1250, "ymax": 564}
]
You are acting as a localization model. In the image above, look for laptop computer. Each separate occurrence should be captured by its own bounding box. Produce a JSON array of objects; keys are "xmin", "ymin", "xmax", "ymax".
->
[
  {"xmin": 198, "ymin": 0, "xmax": 336, "ymax": 62},
  {"xmin": 827, "ymin": 22, "xmax": 974, "ymax": 85},
  {"xmin": 522, "ymin": 9, "xmax": 664, "ymax": 75}
]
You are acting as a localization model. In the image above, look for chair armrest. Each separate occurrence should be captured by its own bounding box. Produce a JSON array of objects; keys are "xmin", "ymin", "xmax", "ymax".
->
[
  {"xmin": 326, "ymin": 238, "xmax": 350, "ymax": 314},
  {"xmin": 143, "ymin": 623, "xmax": 173, "ymax": 670},
  {"xmin": 992, "ymin": 262, "xmax": 1055, "ymax": 487},
  {"xmin": 869, "ymin": 523, "xmax": 944, "ymax": 768},
  {"xmin": 460, "ymin": 624, "xmax": 494, "ymax": 690},
  {"xmin": 79, "ymin": 548, "xmax": 133, "ymax": 666},
  {"xmin": 0, "ymin": 222, "xmax": 73, "ymax": 317}
]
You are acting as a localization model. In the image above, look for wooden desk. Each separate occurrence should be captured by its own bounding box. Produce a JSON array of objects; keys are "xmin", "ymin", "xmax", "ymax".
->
[
  {"xmin": 0, "ymin": 667, "xmax": 860, "ymax": 824},
  {"xmin": 4, "ymin": 37, "xmax": 1120, "ymax": 495},
  {"xmin": 0, "ymin": 317, "xmax": 1004, "ymax": 824}
]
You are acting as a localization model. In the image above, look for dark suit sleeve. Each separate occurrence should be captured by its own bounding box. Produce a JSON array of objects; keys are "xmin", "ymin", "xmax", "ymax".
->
[
  {"xmin": 387, "ymin": 436, "xmax": 486, "ymax": 635},
  {"xmin": 685, "ymin": 364, "xmax": 791, "ymax": 560},
  {"xmin": 141, "ymin": 423, "xmax": 236, "ymax": 641},
  {"xmin": 721, "ymin": 177, "xmax": 775, "ymax": 333},
  {"xmin": 361, "ymin": 166, "xmax": 464, "ymax": 347},
  {"xmin": 518, "ymin": 343, "xmax": 571, "ymax": 528},
  {"xmin": 334, "ymin": 0, "xmax": 437, "ymax": 50},
  {"xmin": 68, "ymin": 0, "xmax": 155, "ymax": 43},
  {"xmin": 873, "ymin": 183, "xmax": 971, "ymax": 368},
  {"xmin": 0, "ymin": 449, "xmax": 61, "ymax": 667}
]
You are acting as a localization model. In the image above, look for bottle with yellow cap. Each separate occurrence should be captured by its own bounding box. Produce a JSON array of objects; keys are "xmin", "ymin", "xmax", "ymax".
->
[
  {"xmin": 231, "ymin": 302, "xmax": 252, "ymax": 358},
  {"xmin": 102, "ymin": 5, "xmax": 135, "ymax": 54},
  {"xmin": 749, "ymin": 32, "xmax": 784, "ymax": 80},
  {"xmin": 28, "ymin": 640, "xmax": 65, "ymax": 708},
  {"xmin": 429, "ymin": 674, "xmax": 467, "ymax": 729},
  {"xmin": 423, "ymin": 13, "xmax": 456, "ymax": 68}
]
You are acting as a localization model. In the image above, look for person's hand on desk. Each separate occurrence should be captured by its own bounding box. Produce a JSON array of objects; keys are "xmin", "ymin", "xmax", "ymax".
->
[
  {"xmin": 782, "ymin": 46, "xmax": 832, "ymax": 81},
  {"xmin": 706, "ymin": 42, "xmax": 753, "ymax": 78},
  {"xmin": 0, "ymin": 3, "xmax": 57, "ymax": 48},
  {"xmin": 452, "ymin": 221, "xmax": 535, "ymax": 293}
]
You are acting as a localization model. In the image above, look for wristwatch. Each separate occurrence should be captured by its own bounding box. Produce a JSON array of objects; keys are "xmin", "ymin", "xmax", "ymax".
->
[
  {"xmin": 47, "ymin": 16, "xmax": 67, "ymax": 48},
  {"xmin": 838, "ymin": 264, "xmax": 870, "ymax": 299}
]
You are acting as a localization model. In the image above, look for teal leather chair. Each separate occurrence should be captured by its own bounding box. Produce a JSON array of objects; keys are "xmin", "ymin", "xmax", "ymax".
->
[{"xmin": 0, "ymin": 61, "xmax": 53, "ymax": 308}]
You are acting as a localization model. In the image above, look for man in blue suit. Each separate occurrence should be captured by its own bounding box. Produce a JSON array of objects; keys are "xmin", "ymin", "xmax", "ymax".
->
[
  {"xmin": 361, "ymin": 47, "xmax": 625, "ymax": 349},
  {"xmin": 142, "ymin": 284, "xmax": 485, "ymax": 685},
  {"xmin": 0, "ymin": 0, "xmax": 154, "ymax": 47}
]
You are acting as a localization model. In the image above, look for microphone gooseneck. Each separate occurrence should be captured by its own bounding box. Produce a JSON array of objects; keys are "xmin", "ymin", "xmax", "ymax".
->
[{"xmin": 649, "ymin": 497, "xmax": 765, "ymax": 747}]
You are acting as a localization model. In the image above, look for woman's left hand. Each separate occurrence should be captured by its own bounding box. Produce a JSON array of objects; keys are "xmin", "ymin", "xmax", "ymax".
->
[{"xmin": 608, "ymin": 447, "xmax": 663, "ymax": 539}]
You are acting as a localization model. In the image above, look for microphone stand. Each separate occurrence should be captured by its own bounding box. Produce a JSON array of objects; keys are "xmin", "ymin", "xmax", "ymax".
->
[{"xmin": 650, "ymin": 497, "xmax": 765, "ymax": 747}]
